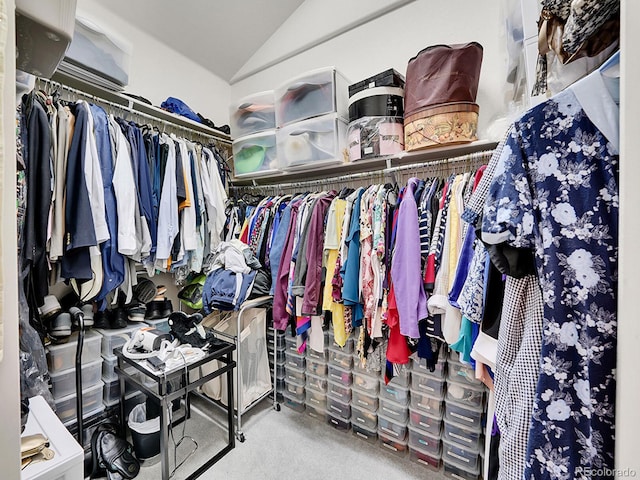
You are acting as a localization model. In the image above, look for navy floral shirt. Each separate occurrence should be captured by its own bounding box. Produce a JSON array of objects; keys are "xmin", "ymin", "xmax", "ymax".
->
[{"xmin": 482, "ymin": 78, "xmax": 618, "ymax": 479}]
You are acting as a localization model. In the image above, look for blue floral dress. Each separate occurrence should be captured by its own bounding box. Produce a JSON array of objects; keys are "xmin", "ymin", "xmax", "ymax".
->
[{"xmin": 482, "ymin": 74, "xmax": 619, "ymax": 479}]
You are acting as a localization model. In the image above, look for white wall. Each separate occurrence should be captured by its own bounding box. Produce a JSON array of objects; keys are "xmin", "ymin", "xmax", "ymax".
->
[
  {"xmin": 230, "ymin": 0, "xmax": 509, "ymax": 140},
  {"xmin": 616, "ymin": 0, "xmax": 640, "ymax": 473},
  {"xmin": 76, "ymin": 0, "xmax": 232, "ymax": 126},
  {"xmin": 0, "ymin": 0, "xmax": 21, "ymax": 476}
]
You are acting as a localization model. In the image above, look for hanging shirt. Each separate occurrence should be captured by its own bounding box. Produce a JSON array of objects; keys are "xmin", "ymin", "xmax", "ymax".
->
[
  {"xmin": 342, "ymin": 188, "xmax": 365, "ymax": 327},
  {"xmin": 390, "ymin": 178, "xmax": 427, "ymax": 338},
  {"xmin": 482, "ymin": 71, "xmax": 619, "ymax": 479},
  {"xmin": 155, "ymin": 134, "xmax": 179, "ymax": 264}
]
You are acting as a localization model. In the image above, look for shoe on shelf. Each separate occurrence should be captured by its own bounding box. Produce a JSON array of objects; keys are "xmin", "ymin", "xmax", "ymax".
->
[
  {"xmin": 38, "ymin": 295, "xmax": 61, "ymax": 319},
  {"xmin": 80, "ymin": 303, "xmax": 94, "ymax": 328},
  {"xmin": 109, "ymin": 308, "xmax": 128, "ymax": 329},
  {"xmin": 145, "ymin": 299, "xmax": 173, "ymax": 320},
  {"xmin": 49, "ymin": 312, "xmax": 72, "ymax": 338},
  {"xmin": 127, "ymin": 304, "xmax": 146, "ymax": 322},
  {"xmin": 93, "ymin": 310, "xmax": 110, "ymax": 329}
]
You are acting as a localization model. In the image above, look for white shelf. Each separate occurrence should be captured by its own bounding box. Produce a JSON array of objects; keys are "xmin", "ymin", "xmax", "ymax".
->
[{"xmin": 231, "ymin": 139, "xmax": 498, "ymax": 186}]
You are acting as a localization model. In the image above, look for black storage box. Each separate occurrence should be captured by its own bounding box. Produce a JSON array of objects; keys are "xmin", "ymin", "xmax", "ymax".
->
[{"xmin": 348, "ymin": 68, "xmax": 405, "ymax": 97}]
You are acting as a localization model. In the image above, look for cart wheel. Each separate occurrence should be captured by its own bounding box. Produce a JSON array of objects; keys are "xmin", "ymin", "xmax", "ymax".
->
[
  {"xmin": 275, "ymin": 403, "xmax": 281, "ymax": 412},
  {"xmin": 238, "ymin": 432, "xmax": 246, "ymax": 443}
]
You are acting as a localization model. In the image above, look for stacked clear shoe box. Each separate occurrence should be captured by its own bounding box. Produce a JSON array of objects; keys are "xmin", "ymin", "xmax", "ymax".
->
[
  {"xmin": 443, "ymin": 351, "xmax": 486, "ymax": 480},
  {"xmin": 407, "ymin": 354, "xmax": 447, "ymax": 470},
  {"xmin": 283, "ymin": 334, "xmax": 307, "ymax": 412},
  {"xmin": 46, "ymin": 331, "xmax": 104, "ymax": 426},
  {"xmin": 351, "ymin": 346, "xmax": 379, "ymax": 445},
  {"xmin": 325, "ymin": 334, "xmax": 354, "ymax": 432},
  {"xmin": 267, "ymin": 326, "xmax": 286, "ymax": 403},
  {"xmin": 378, "ymin": 365, "xmax": 411, "ymax": 458},
  {"xmin": 97, "ymin": 324, "xmax": 148, "ymax": 416},
  {"xmin": 305, "ymin": 331, "xmax": 329, "ymax": 420}
]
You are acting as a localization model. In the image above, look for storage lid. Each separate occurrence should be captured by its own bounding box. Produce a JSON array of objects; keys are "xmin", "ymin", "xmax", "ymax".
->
[
  {"xmin": 48, "ymin": 358, "xmax": 102, "ymax": 379},
  {"xmin": 328, "ymin": 363, "xmax": 351, "ymax": 375},
  {"xmin": 379, "ymin": 395, "xmax": 410, "ymax": 409},
  {"xmin": 409, "ymin": 406, "xmax": 444, "ymax": 421},
  {"xmin": 351, "ymin": 384, "xmax": 377, "ymax": 398},
  {"xmin": 379, "ymin": 378, "xmax": 409, "ymax": 392},
  {"xmin": 378, "ymin": 411, "xmax": 409, "ymax": 427},
  {"xmin": 378, "ymin": 429, "xmax": 408, "ymax": 445},
  {"xmin": 283, "ymin": 391, "xmax": 304, "ymax": 404},
  {"xmin": 443, "ymin": 439, "xmax": 482, "ymax": 458},
  {"xmin": 349, "ymin": 68, "xmax": 405, "ymax": 97},
  {"xmin": 408, "ymin": 423, "xmax": 441, "ymax": 439},
  {"xmin": 62, "ymin": 404, "xmax": 106, "ymax": 427},
  {"xmin": 47, "ymin": 330, "xmax": 102, "ymax": 351},
  {"xmin": 352, "ymin": 422, "xmax": 377, "ymax": 436},
  {"xmin": 95, "ymin": 324, "xmax": 142, "ymax": 337},
  {"xmin": 445, "ymin": 397, "xmax": 485, "ymax": 413}
]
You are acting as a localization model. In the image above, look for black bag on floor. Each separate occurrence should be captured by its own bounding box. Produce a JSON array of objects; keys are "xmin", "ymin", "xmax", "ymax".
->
[{"xmin": 90, "ymin": 422, "xmax": 140, "ymax": 479}]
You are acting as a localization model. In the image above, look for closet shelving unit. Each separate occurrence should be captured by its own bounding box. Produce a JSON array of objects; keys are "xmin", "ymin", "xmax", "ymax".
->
[
  {"xmin": 230, "ymin": 139, "xmax": 498, "ymax": 186},
  {"xmin": 46, "ymin": 71, "xmax": 232, "ymax": 148}
]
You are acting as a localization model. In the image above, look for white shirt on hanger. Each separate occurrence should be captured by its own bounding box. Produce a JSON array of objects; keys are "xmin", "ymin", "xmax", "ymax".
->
[
  {"xmin": 155, "ymin": 134, "xmax": 179, "ymax": 264},
  {"xmin": 82, "ymin": 101, "xmax": 109, "ymax": 244}
]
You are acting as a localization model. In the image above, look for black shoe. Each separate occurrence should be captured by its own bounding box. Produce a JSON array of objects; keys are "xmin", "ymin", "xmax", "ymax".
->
[
  {"xmin": 93, "ymin": 310, "xmax": 110, "ymax": 329},
  {"xmin": 145, "ymin": 299, "xmax": 173, "ymax": 320},
  {"xmin": 109, "ymin": 308, "xmax": 128, "ymax": 329}
]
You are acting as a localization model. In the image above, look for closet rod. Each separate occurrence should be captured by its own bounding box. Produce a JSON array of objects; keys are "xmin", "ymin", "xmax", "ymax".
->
[
  {"xmin": 231, "ymin": 149, "xmax": 493, "ymax": 193},
  {"xmin": 34, "ymin": 77, "xmax": 231, "ymax": 147}
]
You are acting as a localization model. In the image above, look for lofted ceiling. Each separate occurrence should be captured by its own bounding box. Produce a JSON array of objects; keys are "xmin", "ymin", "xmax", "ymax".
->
[{"xmin": 104, "ymin": 0, "xmax": 305, "ymax": 82}]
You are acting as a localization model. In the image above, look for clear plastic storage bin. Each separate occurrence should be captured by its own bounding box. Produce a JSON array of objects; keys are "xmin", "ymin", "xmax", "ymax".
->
[
  {"xmin": 378, "ymin": 413, "xmax": 409, "ymax": 440},
  {"xmin": 411, "ymin": 391, "xmax": 445, "ymax": 417},
  {"xmin": 352, "ymin": 371, "xmax": 379, "ymax": 394},
  {"xmin": 62, "ymin": 17, "xmax": 132, "ymax": 87},
  {"xmin": 444, "ymin": 400, "xmax": 484, "ymax": 431},
  {"xmin": 409, "ymin": 407, "xmax": 443, "ymax": 436},
  {"xmin": 409, "ymin": 444, "xmax": 442, "ymax": 471},
  {"xmin": 443, "ymin": 420, "xmax": 484, "ymax": 450},
  {"xmin": 276, "ymin": 113, "xmax": 347, "ymax": 169},
  {"xmin": 443, "ymin": 459, "xmax": 481, "ymax": 480},
  {"xmin": 285, "ymin": 379, "xmax": 305, "ymax": 398},
  {"xmin": 411, "ymin": 371, "xmax": 446, "ymax": 398},
  {"xmin": 49, "ymin": 359, "xmax": 102, "ymax": 399},
  {"xmin": 378, "ymin": 397, "xmax": 409, "ymax": 423},
  {"xmin": 276, "ymin": 66, "xmax": 349, "ymax": 127},
  {"xmin": 305, "ymin": 389, "xmax": 327, "ymax": 410},
  {"xmin": 379, "ymin": 379, "xmax": 410, "ymax": 405},
  {"xmin": 95, "ymin": 325, "xmax": 141, "ymax": 357},
  {"xmin": 232, "ymin": 130, "xmax": 279, "ymax": 177},
  {"xmin": 351, "ymin": 386, "xmax": 379, "ymax": 412},
  {"xmin": 230, "ymin": 90, "xmax": 276, "ymax": 138},
  {"xmin": 448, "ymin": 359, "xmax": 482, "ymax": 385},
  {"xmin": 442, "ymin": 440, "xmax": 481, "ymax": 471},
  {"xmin": 386, "ymin": 367, "xmax": 411, "ymax": 388},
  {"xmin": 284, "ymin": 334, "xmax": 300, "ymax": 354},
  {"xmin": 47, "ymin": 331, "xmax": 102, "ymax": 372},
  {"xmin": 53, "ymin": 381, "xmax": 104, "ymax": 424},
  {"xmin": 351, "ymin": 404, "xmax": 377, "ymax": 430},
  {"xmin": 411, "ymin": 355, "xmax": 446, "ymax": 378},
  {"xmin": 306, "ymin": 357, "xmax": 328, "ymax": 377},
  {"xmin": 284, "ymin": 365, "xmax": 306, "ymax": 385},
  {"xmin": 283, "ymin": 391, "xmax": 305, "ymax": 413},
  {"xmin": 352, "ymin": 423, "xmax": 378, "ymax": 445},
  {"xmin": 144, "ymin": 318, "xmax": 170, "ymax": 334},
  {"xmin": 446, "ymin": 381, "xmax": 485, "ymax": 409},
  {"xmin": 378, "ymin": 430, "xmax": 408, "ymax": 458},
  {"xmin": 305, "ymin": 402, "xmax": 326, "ymax": 420},
  {"xmin": 327, "ymin": 394, "xmax": 351, "ymax": 420},
  {"xmin": 332, "ymin": 335, "xmax": 354, "ymax": 353},
  {"xmin": 306, "ymin": 372, "xmax": 328, "ymax": 393},
  {"xmin": 327, "ymin": 363, "xmax": 352, "ymax": 386},
  {"xmin": 327, "ymin": 412, "xmax": 351, "ymax": 431},
  {"xmin": 408, "ymin": 425, "xmax": 442, "ymax": 455},
  {"xmin": 328, "ymin": 346, "xmax": 353, "ymax": 369},
  {"xmin": 327, "ymin": 380, "xmax": 352, "ymax": 402},
  {"xmin": 285, "ymin": 350, "xmax": 306, "ymax": 370},
  {"xmin": 306, "ymin": 347, "xmax": 329, "ymax": 362}
]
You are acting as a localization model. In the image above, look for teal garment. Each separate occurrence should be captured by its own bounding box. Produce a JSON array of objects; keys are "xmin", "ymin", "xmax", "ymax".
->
[{"xmin": 450, "ymin": 315, "xmax": 474, "ymax": 363}]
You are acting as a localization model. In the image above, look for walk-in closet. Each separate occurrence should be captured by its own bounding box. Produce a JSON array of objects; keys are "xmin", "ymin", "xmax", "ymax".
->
[{"xmin": 2, "ymin": 1, "xmax": 639, "ymax": 479}]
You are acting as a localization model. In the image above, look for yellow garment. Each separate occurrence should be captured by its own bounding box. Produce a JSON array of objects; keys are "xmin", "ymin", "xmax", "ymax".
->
[
  {"xmin": 178, "ymin": 162, "xmax": 191, "ymax": 210},
  {"xmin": 447, "ymin": 173, "xmax": 470, "ymax": 291},
  {"xmin": 322, "ymin": 199, "xmax": 347, "ymax": 346},
  {"xmin": 239, "ymin": 218, "xmax": 250, "ymax": 241}
]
